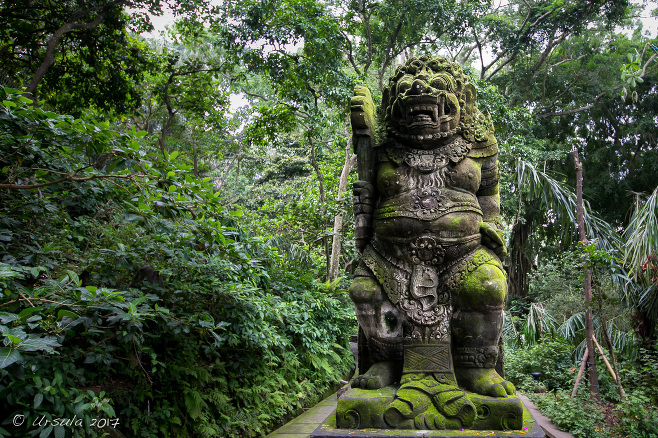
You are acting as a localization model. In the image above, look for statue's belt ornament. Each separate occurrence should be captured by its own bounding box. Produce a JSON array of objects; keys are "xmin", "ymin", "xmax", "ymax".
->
[{"xmin": 362, "ymin": 237, "xmax": 489, "ymax": 332}]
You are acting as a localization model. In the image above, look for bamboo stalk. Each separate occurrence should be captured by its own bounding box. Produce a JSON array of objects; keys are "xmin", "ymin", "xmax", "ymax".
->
[
  {"xmin": 571, "ymin": 346, "xmax": 589, "ymax": 399},
  {"xmin": 601, "ymin": 314, "xmax": 626, "ymax": 398},
  {"xmin": 592, "ymin": 336, "xmax": 616, "ymax": 382}
]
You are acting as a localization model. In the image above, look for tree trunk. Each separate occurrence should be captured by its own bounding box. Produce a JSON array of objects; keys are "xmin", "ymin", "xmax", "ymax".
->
[
  {"xmin": 308, "ymin": 136, "xmax": 329, "ymax": 279},
  {"xmin": 192, "ymin": 129, "xmax": 199, "ymax": 178},
  {"xmin": 572, "ymin": 146, "xmax": 599, "ymax": 398},
  {"xmin": 508, "ymin": 217, "xmax": 531, "ymax": 298},
  {"xmin": 327, "ymin": 147, "xmax": 357, "ymax": 281},
  {"xmin": 24, "ymin": 6, "xmax": 112, "ymax": 96}
]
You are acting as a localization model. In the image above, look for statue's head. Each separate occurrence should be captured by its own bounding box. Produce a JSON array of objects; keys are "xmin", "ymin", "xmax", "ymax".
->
[{"xmin": 382, "ymin": 55, "xmax": 480, "ymax": 147}]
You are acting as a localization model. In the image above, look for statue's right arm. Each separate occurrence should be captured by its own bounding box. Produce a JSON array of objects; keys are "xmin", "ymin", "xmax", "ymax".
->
[{"xmin": 351, "ymin": 85, "xmax": 377, "ymax": 253}]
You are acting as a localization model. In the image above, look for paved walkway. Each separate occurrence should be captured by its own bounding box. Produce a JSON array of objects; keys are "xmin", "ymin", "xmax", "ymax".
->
[
  {"xmin": 266, "ymin": 392, "xmax": 574, "ymax": 438},
  {"xmin": 516, "ymin": 394, "xmax": 574, "ymax": 438},
  {"xmin": 266, "ymin": 393, "xmax": 337, "ymax": 438}
]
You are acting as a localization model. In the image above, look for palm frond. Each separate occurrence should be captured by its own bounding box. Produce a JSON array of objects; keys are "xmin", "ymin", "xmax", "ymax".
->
[
  {"xmin": 623, "ymin": 186, "xmax": 658, "ymax": 273},
  {"xmin": 516, "ymin": 159, "xmax": 632, "ymax": 297},
  {"xmin": 622, "ymin": 186, "xmax": 658, "ymax": 329},
  {"xmin": 560, "ymin": 311, "xmax": 586, "ymax": 342},
  {"xmin": 559, "ymin": 311, "xmax": 638, "ymax": 358},
  {"xmin": 521, "ymin": 302, "xmax": 559, "ymax": 345},
  {"xmin": 502, "ymin": 310, "xmax": 519, "ymax": 345},
  {"xmin": 516, "ymin": 159, "xmax": 622, "ymax": 252}
]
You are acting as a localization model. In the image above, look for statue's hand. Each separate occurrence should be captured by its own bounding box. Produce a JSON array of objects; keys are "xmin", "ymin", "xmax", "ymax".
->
[
  {"xmin": 354, "ymin": 180, "xmax": 375, "ymax": 253},
  {"xmin": 479, "ymin": 221, "xmax": 507, "ymax": 258},
  {"xmin": 351, "ymin": 85, "xmax": 376, "ymax": 140}
]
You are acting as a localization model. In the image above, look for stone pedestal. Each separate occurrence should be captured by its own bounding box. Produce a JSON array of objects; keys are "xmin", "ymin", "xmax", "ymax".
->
[{"xmin": 310, "ymin": 386, "xmax": 545, "ymax": 438}]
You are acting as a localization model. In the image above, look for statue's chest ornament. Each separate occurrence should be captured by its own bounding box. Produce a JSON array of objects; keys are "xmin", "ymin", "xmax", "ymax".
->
[{"xmin": 387, "ymin": 137, "xmax": 471, "ymax": 174}]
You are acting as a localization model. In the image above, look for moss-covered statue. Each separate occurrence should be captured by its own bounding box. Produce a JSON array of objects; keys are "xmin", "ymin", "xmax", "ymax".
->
[{"xmin": 340, "ymin": 55, "xmax": 521, "ymax": 432}]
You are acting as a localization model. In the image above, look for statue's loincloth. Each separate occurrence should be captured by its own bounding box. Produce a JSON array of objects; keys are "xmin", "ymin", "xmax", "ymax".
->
[{"xmin": 357, "ymin": 235, "xmax": 500, "ymax": 341}]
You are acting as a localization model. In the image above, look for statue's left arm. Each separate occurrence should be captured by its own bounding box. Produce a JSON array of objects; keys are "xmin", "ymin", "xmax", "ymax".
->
[{"xmin": 477, "ymin": 154, "xmax": 507, "ymax": 258}]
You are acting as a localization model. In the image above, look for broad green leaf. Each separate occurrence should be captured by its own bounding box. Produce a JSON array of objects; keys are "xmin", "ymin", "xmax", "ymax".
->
[
  {"xmin": 18, "ymin": 307, "xmax": 42, "ymax": 320},
  {"xmin": 57, "ymin": 310, "xmax": 79, "ymax": 319},
  {"xmin": 18, "ymin": 336, "xmax": 60, "ymax": 352},
  {"xmin": 5, "ymin": 334, "xmax": 22, "ymax": 344},
  {"xmin": 53, "ymin": 425, "xmax": 65, "ymax": 438},
  {"xmin": 0, "ymin": 347, "xmax": 21, "ymax": 368},
  {"xmin": 34, "ymin": 392, "xmax": 44, "ymax": 409},
  {"xmin": 39, "ymin": 425, "xmax": 53, "ymax": 438},
  {"xmin": 0, "ymin": 312, "xmax": 18, "ymax": 324},
  {"xmin": 66, "ymin": 270, "xmax": 80, "ymax": 286}
]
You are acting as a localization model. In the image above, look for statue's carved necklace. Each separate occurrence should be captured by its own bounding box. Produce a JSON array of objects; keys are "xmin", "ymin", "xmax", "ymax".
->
[{"xmin": 386, "ymin": 136, "xmax": 471, "ymax": 174}]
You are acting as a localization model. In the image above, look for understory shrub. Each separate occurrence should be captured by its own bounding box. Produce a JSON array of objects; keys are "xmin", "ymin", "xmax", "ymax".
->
[
  {"xmin": 615, "ymin": 390, "xmax": 658, "ymax": 438},
  {"xmin": 0, "ymin": 90, "xmax": 356, "ymax": 437},
  {"xmin": 505, "ymin": 338, "xmax": 575, "ymax": 392},
  {"xmin": 529, "ymin": 391, "xmax": 605, "ymax": 438}
]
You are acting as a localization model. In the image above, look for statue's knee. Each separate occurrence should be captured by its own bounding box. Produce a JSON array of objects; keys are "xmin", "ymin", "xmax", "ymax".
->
[
  {"xmin": 455, "ymin": 263, "xmax": 506, "ymax": 308},
  {"xmin": 349, "ymin": 276, "xmax": 384, "ymax": 304}
]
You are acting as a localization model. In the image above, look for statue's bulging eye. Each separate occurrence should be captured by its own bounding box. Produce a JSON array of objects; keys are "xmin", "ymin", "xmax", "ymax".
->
[
  {"xmin": 397, "ymin": 76, "xmax": 414, "ymax": 94},
  {"xmin": 431, "ymin": 77, "xmax": 445, "ymax": 90},
  {"xmin": 431, "ymin": 74, "xmax": 455, "ymax": 92}
]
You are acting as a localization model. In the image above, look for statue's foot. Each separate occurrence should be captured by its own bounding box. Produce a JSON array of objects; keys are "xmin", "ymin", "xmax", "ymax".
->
[
  {"xmin": 383, "ymin": 374, "xmax": 476, "ymax": 430},
  {"xmin": 352, "ymin": 361, "xmax": 398, "ymax": 389},
  {"xmin": 455, "ymin": 368, "xmax": 515, "ymax": 397},
  {"xmin": 386, "ymin": 400, "xmax": 458, "ymax": 430},
  {"xmin": 383, "ymin": 387, "xmax": 431, "ymax": 427}
]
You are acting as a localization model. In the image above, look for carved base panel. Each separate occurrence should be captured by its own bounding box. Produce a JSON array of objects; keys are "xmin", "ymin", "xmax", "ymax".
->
[{"xmin": 311, "ymin": 387, "xmax": 544, "ymax": 437}]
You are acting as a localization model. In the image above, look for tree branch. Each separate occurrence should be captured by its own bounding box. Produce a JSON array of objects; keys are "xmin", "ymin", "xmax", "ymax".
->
[
  {"xmin": 536, "ymin": 93, "xmax": 605, "ymax": 119},
  {"xmin": 24, "ymin": 1, "xmax": 130, "ymax": 95},
  {"xmin": 0, "ymin": 173, "xmax": 147, "ymax": 190}
]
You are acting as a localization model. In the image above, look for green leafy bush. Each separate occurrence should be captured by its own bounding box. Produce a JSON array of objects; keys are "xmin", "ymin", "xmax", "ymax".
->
[
  {"xmin": 615, "ymin": 391, "xmax": 658, "ymax": 438},
  {"xmin": 529, "ymin": 391, "xmax": 606, "ymax": 438},
  {"xmin": 505, "ymin": 338, "xmax": 575, "ymax": 392},
  {"xmin": 0, "ymin": 88, "xmax": 356, "ymax": 437}
]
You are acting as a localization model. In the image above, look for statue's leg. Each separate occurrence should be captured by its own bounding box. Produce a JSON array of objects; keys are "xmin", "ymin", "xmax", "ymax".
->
[
  {"xmin": 349, "ymin": 263, "xmax": 403, "ymax": 389},
  {"xmin": 452, "ymin": 251, "xmax": 515, "ymax": 397}
]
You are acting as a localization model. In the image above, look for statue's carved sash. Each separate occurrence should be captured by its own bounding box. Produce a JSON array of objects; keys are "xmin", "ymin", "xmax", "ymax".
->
[{"xmin": 375, "ymin": 188, "xmax": 482, "ymax": 221}]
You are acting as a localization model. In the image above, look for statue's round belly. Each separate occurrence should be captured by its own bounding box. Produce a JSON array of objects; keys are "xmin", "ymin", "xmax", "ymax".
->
[{"xmin": 373, "ymin": 211, "xmax": 481, "ymax": 241}]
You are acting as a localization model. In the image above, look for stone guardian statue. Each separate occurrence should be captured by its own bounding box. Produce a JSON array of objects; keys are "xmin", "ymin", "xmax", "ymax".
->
[{"xmin": 339, "ymin": 55, "xmax": 521, "ymax": 431}]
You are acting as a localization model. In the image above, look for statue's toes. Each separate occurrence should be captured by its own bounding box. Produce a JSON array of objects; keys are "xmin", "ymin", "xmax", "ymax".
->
[
  {"xmin": 367, "ymin": 377, "xmax": 380, "ymax": 390},
  {"xmin": 384, "ymin": 398, "xmax": 414, "ymax": 426},
  {"xmin": 489, "ymin": 373, "xmax": 516, "ymax": 396},
  {"xmin": 353, "ymin": 375, "xmax": 376, "ymax": 389},
  {"xmin": 501, "ymin": 379, "xmax": 516, "ymax": 395},
  {"xmin": 414, "ymin": 408, "xmax": 447, "ymax": 430},
  {"xmin": 353, "ymin": 374, "xmax": 384, "ymax": 389},
  {"xmin": 485, "ymin": 383, "xmax": 507, "ymax": 398}
]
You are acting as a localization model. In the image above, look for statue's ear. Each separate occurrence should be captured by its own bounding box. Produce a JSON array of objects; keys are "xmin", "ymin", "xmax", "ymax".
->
[{"xmin": 463, "ymin": 83, "xmax": 476, "ymax": 113}]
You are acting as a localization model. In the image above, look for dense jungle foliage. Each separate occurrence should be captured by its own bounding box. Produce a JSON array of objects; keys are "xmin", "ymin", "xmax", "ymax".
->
[{"xmin": 1, "ymin": 0, "xmax": 657, "ymax": 437}]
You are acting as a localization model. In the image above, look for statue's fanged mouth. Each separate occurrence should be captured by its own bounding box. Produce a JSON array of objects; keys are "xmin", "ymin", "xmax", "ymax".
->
[
  {"xmin": 408, "ymin": 104, "xmax": 438, "ymax": 126},
  {"xmin": 403, "ymin": 95, "xmax": 455, "ymax": 130}
]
